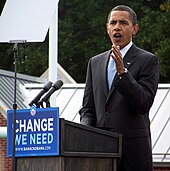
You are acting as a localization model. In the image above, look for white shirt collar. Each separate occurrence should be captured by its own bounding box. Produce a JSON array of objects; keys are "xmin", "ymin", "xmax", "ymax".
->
[{"xmin": 120, "ymin": 41, "xmax": 133, "ymax": 58}]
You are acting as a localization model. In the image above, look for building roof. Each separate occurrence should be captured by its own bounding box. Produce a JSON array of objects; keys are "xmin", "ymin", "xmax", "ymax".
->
[
  {"xmin": 40, "ymin": 63, "xmax": 76, "ymax": 84},
  {"xmin": 0, "ymin": 65, "xmax": 76, "ymax": 117},
  {"xmin": 0, "ymin": 68, "xmax": 170, "ymax": 163},
  {"xmin": 0, "ymin": 69, "xmax": 45, "ymax": 118},
  {"xmin": 150, "ymin": 84, "xmax": 170, "ymax": 163}
]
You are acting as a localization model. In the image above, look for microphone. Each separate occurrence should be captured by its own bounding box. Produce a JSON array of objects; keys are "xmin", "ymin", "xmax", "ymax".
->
[
  {"xmin": 39, "ymin": 79, "xmax": 63, "ymax": 104},
  {"xmin": 28, "ymin": 81, "xmax": 53, "ymax": 107}
]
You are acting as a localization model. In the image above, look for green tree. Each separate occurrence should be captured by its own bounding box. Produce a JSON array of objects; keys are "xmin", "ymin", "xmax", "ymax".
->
[
  {"xmin": 134, "ymin": 2, "xmax": 170, "ymax": 82},
  {"xmin": 58, "ymin": 0, "xmax": 170, "ymax": 82},
  {"xmin": 0, "ymin": 0, "xmax": 170, "ymax": 83}
]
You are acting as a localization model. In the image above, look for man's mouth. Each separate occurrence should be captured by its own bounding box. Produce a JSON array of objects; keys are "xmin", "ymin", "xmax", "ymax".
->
[{"xmin": 113, "ymin": 33, "xmax": 122, "ymax": 38}]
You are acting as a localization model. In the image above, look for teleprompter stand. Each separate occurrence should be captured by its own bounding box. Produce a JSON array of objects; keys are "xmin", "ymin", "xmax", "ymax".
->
[{"xmin": 10, "ymin": 41, "xmax": 26, "ymax": 171}]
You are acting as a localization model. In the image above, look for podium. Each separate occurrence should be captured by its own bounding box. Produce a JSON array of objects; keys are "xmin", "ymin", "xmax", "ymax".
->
[{"xmin": 16, "ymin": 119, "xmax": 122, "ymax": 171}]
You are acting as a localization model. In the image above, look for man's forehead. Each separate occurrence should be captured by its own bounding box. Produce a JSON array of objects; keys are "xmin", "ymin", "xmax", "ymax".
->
[{"xmin": 109, "ymin": 10, "xmax": 130, "ymax": 20}]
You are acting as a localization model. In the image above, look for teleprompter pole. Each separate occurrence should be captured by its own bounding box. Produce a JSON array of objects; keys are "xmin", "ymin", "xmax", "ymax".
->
[
  {"xmin": 10, "ymin": 40, "xmax": 26, "ymax": 171},
  {"xmin": 12, "ymin": 43, "xmax": 18, "ymax": 171}
]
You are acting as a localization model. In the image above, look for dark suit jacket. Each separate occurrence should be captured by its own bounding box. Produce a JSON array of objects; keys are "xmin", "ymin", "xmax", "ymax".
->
[{"xmin": 79, "ymin": 44, "xmax": 159, "ymax": 171}]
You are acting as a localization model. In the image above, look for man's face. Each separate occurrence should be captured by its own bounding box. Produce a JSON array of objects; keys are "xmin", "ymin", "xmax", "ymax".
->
[{"xmin": 106, "ymin": 10, "xmax": 138, "ymax": 49}]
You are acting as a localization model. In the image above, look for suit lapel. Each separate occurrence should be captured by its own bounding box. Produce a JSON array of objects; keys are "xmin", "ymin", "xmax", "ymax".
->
[
  {"xmin": 123, "ymin": 45, "xmax": 136, "ymax": 69},
  {"xmin": 102, "ymin": 50, "xmax": 111, "ymax": 96}
]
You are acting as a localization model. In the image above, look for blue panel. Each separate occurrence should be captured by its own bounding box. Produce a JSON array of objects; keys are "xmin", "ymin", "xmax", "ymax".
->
[{"xmin": 7, "ymin": 107, "xmax": 59, "ymax": 157}]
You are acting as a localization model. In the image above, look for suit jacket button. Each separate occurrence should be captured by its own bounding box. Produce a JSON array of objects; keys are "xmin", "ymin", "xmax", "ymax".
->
[{"xmin": 105, "ymin": 112, "xmax": 109, "ymax": 115}]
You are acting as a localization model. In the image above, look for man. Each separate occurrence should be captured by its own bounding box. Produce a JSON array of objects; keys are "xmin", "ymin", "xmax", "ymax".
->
[{"xmin": 79, "ymin": 5, "xmax": 159, "ymax": 171}]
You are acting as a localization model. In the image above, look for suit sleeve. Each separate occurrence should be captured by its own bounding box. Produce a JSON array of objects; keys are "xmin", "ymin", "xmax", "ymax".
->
[
  {"xmin": 114, "ymin": 54, "xmax": 159, "ymax": 114},
  {"xmin": 79, "ymin": 59, "xmax": 96, "ymax": 126}
]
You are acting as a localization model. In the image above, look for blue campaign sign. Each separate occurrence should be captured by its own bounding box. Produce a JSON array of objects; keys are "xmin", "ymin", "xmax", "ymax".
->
[{"xmin": 7, "ymin": 107, "xmax": 59, "ymax": 157}]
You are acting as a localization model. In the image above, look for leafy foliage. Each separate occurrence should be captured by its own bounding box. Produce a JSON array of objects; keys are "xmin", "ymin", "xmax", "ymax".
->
[{"xmin": 0, "ymin": 0, "xmax": 169, "ymax": 82}]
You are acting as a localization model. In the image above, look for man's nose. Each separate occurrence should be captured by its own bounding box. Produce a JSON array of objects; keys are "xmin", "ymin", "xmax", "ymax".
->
[{"xmin": 114, "ymin": 22, "xmax": 121, "ymax": 31}]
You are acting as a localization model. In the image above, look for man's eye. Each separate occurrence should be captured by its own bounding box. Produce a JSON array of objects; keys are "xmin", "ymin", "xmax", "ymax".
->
[
  {"xmin": 110, "ymin": 21, "xmax": 116, "ymax": 25},
  {"xmin": 121, "ymin": 21, "xmax": 128, "ymax": 24}
]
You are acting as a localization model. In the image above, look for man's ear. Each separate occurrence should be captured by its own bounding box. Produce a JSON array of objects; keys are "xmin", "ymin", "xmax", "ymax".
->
[
  {"xmin": 132, "ymin": 24, "xmax": 139, "ymax": 35},
  {"xmin": 106, "ymin": 23, "xmax": 109, "ymax": 35}
]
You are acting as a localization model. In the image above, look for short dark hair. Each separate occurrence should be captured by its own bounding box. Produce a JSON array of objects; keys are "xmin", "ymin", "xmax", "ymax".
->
[{"xmin": 107, "ymin": 5, "xmax": 138, "ymax": 25}]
